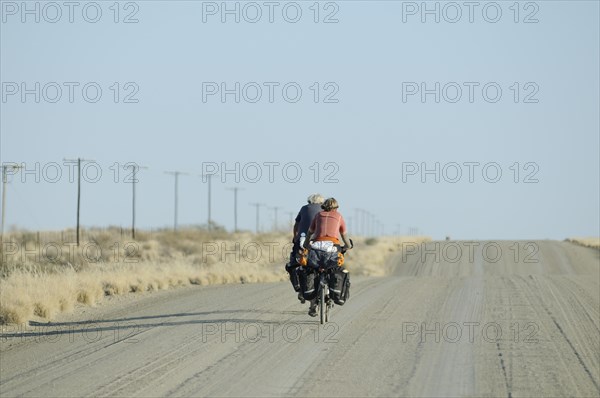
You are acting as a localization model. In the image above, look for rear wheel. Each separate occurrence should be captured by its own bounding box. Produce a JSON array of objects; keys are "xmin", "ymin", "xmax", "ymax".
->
[{"xmin": 319, "ymin": 282, "xmax": 325, "ymax": 324}]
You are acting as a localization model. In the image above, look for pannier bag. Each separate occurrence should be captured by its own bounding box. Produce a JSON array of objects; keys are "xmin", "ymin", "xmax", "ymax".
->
[
  {"xmin": 285, "ymin": 262, "xmax": 301, "ymax": 292},
  {"xmin": 342, "ymin": 271, "xmax": 351, "ymax": 301},
  {"xmin": 299, "ymin": 268, "xmax": 318, "ymax": 300},
  {"xmin": 329, "ymin": 269, "xmax": 350, "ymax": 305}
]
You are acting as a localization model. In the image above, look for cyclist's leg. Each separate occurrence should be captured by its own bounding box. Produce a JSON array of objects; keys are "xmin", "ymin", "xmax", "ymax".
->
[{"xmin": 308, "ymin": 298, "xmax": 318, "ymax": 316}]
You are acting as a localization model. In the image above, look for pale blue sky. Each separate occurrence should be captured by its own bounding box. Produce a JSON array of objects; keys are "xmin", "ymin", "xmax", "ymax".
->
[{"xmin": 1, "ymin": 0, "xmax": 599, "ymax": 239}]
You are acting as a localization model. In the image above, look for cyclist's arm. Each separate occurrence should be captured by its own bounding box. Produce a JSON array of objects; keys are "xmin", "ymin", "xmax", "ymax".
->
[
  {"xmin": 341, "ymin": 233, "xmax": 352, "ymax": 249},
  {"xmin": 302, "ymin": 228, "xmax": 314, "ymax": 250},
  {"xmin": 339, "ymin": 215, "xmax": 351, "ymax": 249}
]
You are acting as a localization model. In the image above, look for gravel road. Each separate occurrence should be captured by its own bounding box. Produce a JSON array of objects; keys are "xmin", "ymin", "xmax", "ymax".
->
[{"xmin": 1, "ymin": 240, "xmax": 598, "ymax": 397}]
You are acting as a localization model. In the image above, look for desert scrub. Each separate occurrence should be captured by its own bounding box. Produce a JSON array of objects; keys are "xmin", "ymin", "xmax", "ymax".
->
[
  {"xmin": 1, "ymin": 227, "xmax": 429, "ymax": 324},
  {"xmin": 365, "ymin": 237, "xmax": 378, "ymax": 246},
  {"xmin": 0, "ymin": 227, "xmax": 289, "ymax": 324},
  {"xmin": 566, "ymin": 237, "xmax": 600, "ymax": 249}
]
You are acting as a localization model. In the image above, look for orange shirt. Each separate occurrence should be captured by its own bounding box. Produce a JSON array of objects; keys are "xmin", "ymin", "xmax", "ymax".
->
[{"xmin": 309, "ymin": 210, "xmax": 347, "ymax": 243}]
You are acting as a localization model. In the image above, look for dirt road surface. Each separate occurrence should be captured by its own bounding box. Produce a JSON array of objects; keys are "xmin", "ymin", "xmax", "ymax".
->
[{"xmin": 1, "ymin": 240, "xmax": 598, "ymax": 397}]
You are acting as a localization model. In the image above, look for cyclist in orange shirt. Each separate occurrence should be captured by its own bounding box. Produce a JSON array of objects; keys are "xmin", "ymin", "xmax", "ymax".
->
[
  {"xmin": 303, "ymin": 197, "xmax": 352, "ymax": 250},
  {"xmin": 301, "ymin": 197, "xmax": 352, "ymax": 316}
]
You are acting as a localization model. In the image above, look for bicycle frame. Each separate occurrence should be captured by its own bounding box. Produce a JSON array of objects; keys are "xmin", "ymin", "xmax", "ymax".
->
[{"xmin": 316, "ymin": 268, "xmax": 334, "ymax": 324}]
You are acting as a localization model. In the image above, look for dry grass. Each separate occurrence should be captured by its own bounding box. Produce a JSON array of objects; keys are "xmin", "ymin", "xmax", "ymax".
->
[
  {"xmin": 0, "ymin": 228, "xmax": 430, "ymax": 324},
  {"xmin": 566, "ymin": 237, "xmax": 600, "ymax": 249}
]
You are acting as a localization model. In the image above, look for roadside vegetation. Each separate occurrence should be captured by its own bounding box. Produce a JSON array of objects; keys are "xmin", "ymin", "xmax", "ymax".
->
[
  {"xmin": 566, "ymin": 237, "xmax": 600, "ymax": 249},
  {"xmin": 0, "ymin": 227, "xmax": 430, "ymax": 324}
]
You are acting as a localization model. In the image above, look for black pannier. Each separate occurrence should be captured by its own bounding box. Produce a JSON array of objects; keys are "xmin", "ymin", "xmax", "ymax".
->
[
  {"xmin": 299, "ymin": 268, "xmax": 317, "ymax": 300},
  {"xmin": 329, "ymin": 269, "xmax": 350, "ymax": 305},
  {"xmin": 285, "ymin": 262, "xmax": 301, "ymax": 292}
]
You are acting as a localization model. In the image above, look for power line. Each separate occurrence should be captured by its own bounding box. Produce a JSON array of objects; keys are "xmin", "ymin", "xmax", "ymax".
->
[
  {"xmin": 395, "ymin": 224, "xmax": 402, "ymax": 235},
  {"xmin": 366, "ymin": 211, "xmax": 374, "ymax": 237},
  {"xmin": 355, "ymin": 208, "xmax": 370, "ymax": 237},
  {"xmin": 226, "ymin": 186, "xmax": 244, "ymax": 232},
  {"xmin": 269, "ymin": 206, "xmax": 281, "ymax": 232},
  {"xmin": 286, "ymin": 211, "xmax": 295, "ymax": 228},
  {"xmin": 1, "ymin": 164, "xmax": 21, "ymax": 246},
  {"xmin": 200, "ymin": 173, "xmax": 219, "ymax": 232},
  {"xmin": 165, "ymin": 170, "xmax": 189, "ymax": 231},
  {"xmin": 127, "ymin": 164, "xmax": 148, "ymax": 239},
  {"xmin": 249, "ymin": 202, "xmax": 265, "ymax": 234},
  {"xmin": 64, "ymin": 158, "xmax": 94, "ymax": 246},
  {"xmin": 354, "ymin": 208, "xmax": 362, "ymax": 236}
]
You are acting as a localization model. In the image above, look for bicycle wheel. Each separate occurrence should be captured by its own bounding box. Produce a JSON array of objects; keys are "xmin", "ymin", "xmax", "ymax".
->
[{"xmin": 320, "ymin": 282, "xmax": 325, "ymax": 324}]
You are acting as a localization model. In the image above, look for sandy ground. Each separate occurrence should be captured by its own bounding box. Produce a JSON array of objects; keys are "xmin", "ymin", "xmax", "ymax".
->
[{"xmin": 1, "ymin": 240, "xmax": 598, "ymax": 397}]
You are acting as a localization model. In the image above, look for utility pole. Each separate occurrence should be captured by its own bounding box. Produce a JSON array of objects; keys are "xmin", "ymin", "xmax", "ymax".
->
[
  {"xmin": 372, "ymin": 215, "xmax": 378, "ymax": 237},
  {"xmin": 128, "ymin": 164, "xmax": 147, "ymax": 239},
  {"xmin": 286, "ymin": 211, "xmax": 295, "ymax": 228},
  {"xmin": 1, "ymin": 164, "xmax": 21, "ymax": 246},
  {"xmin": 249, "ymin": 202, "xmax": 265, "ymax": 234},
  {"xmin": 359, "ymin": 209, "xmax": 368, "ymax": 236},
  {"xmin": 370, "ymin": 213, "xmax": 376, "ymax": 237},
  {"xmin": 376, "ymin": 219, "xmax": 383, "ymax": 236},
  {"xmin": 371, "ymin": 213, "xmax": 376, "ymax": 237},
  {"xmin": 76, "ymin": 159, "xmax": 82, "ymax": 245},
  {"xmin": 395, "ymin": 224, "xmax": 402, "ymax": 236},
  {"xmin": 354, "ymin": 208, "xmax": 362, "ymax": 236},
  {"xmin": 364, "ymin": 210, "xmax": 371, "ymax": 237},
  {"xmin": 165, "ymin": 171, "xmax": 188, "ymax": 231},
  {"xmin": 64, "ymin": 158, "xmax": 94, "ymax": 246},
  {"xmin": 226, "ymin": 187, "xmax": 244, "ymax": 232},
  {"xmin": 269, "ymin": 206, "xmax": 281, "ymax": 232},
  {"xmin": 200, "ymin": 173, "xmax": 219, "ymax": 232}
]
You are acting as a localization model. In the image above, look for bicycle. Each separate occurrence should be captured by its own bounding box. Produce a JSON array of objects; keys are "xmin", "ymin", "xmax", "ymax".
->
[{"xmin": 314, "ymin": 240, "xmax": 352, "ymax": 325}]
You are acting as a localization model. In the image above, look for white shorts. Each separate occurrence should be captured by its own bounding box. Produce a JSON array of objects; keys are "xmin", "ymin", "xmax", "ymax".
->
[{"xmin": 310, "ymin": 240, "xmax": 338, "ymax": 253}]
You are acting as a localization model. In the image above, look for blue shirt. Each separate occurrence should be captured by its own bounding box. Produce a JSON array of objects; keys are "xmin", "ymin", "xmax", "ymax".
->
[{"xmin": 295, "ymin": 203, "xmax": 321, "ymax": 240}]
